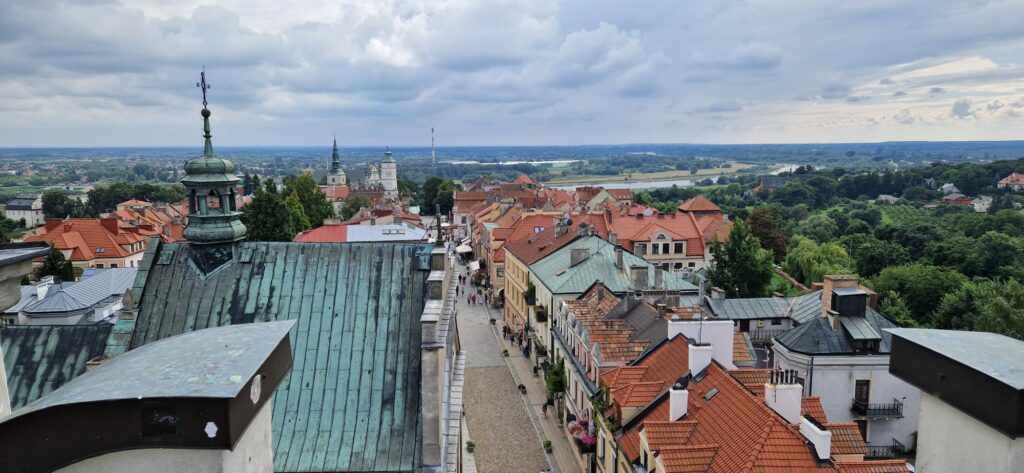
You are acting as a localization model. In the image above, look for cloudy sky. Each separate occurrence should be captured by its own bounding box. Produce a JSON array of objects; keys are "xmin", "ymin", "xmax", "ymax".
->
[{"xmin": 2, "ymin": 0, "xmax": 1024, "ymax": 147}]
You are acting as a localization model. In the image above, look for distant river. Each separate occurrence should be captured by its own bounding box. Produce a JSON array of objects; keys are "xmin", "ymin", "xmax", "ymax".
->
[{"xmin": 548, "ymin": 178, "xmax": 694, "ymax": 191}]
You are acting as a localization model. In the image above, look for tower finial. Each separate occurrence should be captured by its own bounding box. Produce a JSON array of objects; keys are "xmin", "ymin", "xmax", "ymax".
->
[{"xmin": 196, "ymin": 67, "xmax": 214, "ymax": 157}]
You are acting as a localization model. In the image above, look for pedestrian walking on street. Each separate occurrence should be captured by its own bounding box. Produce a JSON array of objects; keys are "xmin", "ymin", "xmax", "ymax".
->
[{"xmin": 541, "ymin": 403, "xmax": 547, "ymax": 418}]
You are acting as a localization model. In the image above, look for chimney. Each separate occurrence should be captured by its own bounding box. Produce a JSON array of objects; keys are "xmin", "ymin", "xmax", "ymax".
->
[
  {"xmin": 688, "ymin": 342, "xmax": 713, "ymax": 375},
  {"xmin": 657, "ymin": 303, "xmax": 667, "ymax": 319},
  {"xmin": 36, "ymin": 275, "xmax": 54, "ymax": 300},
  {"xmin": 615, "ymin": 247, "xmax": 624, "ymax": 269},
  {"xmin": 669, "ymin": 376, "xmax": 690, "ymax": 421},
  {"xmin": 629, "ymin": 265, "xmax": 648, "ymax": 289},
  {"xmin": 370, "ymin": 216, "xmax": 376, "ymax": 225},
  {"xmin": 820, "ymin": 275, "xmax": 859, "ymax": 317},
  {"xmin": 393, "ymin": 215, "xmax": 403, "ymax": 225},
  {"xmin": 570, "ymin": 248, "xmax": 590, "ymax": 266},
  {"xmin": 764, "ymin": 369, "xmax": 803, "ymax": 425},
  {"xmin": 608, "ymin": 232, "xmax": 618, "ymax": 246},
  {"xmin": 100, "ymin": 217, "xmax": 119, "ymax": 234},
  {"xmin": 654, "ymin": 268, "xmax": 663, "ymax": 289},
  {"xmin": 800, "ymin": 417, "xmax": 832, "ymax": 460},
  {"xmin": 710, "ymin": 287, "xmax": 725, "ymax": 300}
]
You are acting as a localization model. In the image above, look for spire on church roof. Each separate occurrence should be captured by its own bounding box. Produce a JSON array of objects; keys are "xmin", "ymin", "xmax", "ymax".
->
[
  {"xmin": 383, "ymin": 146, "xmax": 395, "ymax": 163},
  {"xmin": 330, "ymin": 136, "xmax": 342, "ymax": 174}
]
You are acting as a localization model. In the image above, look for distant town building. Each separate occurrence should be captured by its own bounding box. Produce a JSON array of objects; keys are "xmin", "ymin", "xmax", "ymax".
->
[
  {"xmin": 875, "ymin": 194, "xmax": 900, "ymax": 204},
  {"xmin": 3, "ymin": 268, "xmax": 137, "ymax": 325},
  {"xmin": 941, "ymin": 193, "xmax": 972, "ymax": 206},
  {"xmin": 972, "ymin": 195, "xmax": 993, "ymax": 213},
  {"xmin": 887, "ymin": 329, "xmax": 1024, "ymax": 473},
  {"xmin": 293, "ymin": 221, "xmax": 428, "ymax": 243},
  {"xmin": 997, "ymin": 172, "xmax": 1024, "ymax": 191},
  {"xmin": 24, "ymin": 218, "xmax": 147, "ymax": 268},
  {"xmin": 110, "ymin": 198, "xmax": 186, "ymax": 242},
  {"xmin": 320, "ymin": 142, "xmax": 400, "ymax": 212},
  {"xmin": 3, "ymin": 194, "xmax": 43, "ymax": 227}
]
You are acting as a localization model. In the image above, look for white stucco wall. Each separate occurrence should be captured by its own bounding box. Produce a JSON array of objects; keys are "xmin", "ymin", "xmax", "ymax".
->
[
  {"xmin": 773, "ymin": 345, "xmax": 920, "ymax": 447},
  {"xmin": 915, "ymin": 391, "xmax": 1024, "ymax": 473},
  {"xmin": 58, "ymin": 401, "xmax": 275, "ymax": 473}
]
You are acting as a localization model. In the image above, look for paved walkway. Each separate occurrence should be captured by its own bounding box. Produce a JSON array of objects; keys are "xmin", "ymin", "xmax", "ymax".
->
[{"xmin": 456, "ymin": 261, "xmax": 583, "ymax": 473}]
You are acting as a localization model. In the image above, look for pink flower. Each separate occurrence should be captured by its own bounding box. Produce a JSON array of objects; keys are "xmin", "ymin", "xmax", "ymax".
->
[{"xmin": 581, "ymin": 434, "xmax": 597, "ymax": 445}]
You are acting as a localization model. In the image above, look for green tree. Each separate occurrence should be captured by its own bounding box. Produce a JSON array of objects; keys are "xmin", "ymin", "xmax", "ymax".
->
[
  {"xmin": 241, "ymin": 179, "xmax": 296, "ymax": 241},
  {"xmin": 41, "ymin": 190, "xmax": 85, "ymax": 218},
  {"xmin": 747, "ymin": 206, "xmax": 788, "ymax": 262},
  {"xmin": 782, "ymin": 237, "xmax": 852, "ymax": 286},
  {"xmin": 418, "ymin": 176, "xmax": 444, "ymax": 213},
  {"xmin": 34, "ymin": 246, "xmax": 70, "ymax": 281},
  {"xmin": 795, "ymin": 214, "xmax": 838, "ymax": 243},
  {"xmin": 708, "ymin": 218, "xmax": 775, "ymax": 297},
  {"xmin": 339, "ymin": 196, "xmax": 370, "ymax": 220},
  {"xmin": 285, "ymin": 193, "xmax": 312, "ymax": 232},
  {"xmin": 771, "ymin": 180, "xmax": 817, "ymax": 207},
  {"xmin": 879, "ymin": 290, "xmax": 916, "ymax": 327},
  {"xmin": 975, "ymin": 279, "xmax": 1024, "ymax": 340},
  {"xmin": 282, "ymin": 173, "xmax": 334, "ymax": 227},
  {"xmin": 869, "ymin": 264, "xmax": 968, "ymax": 325},
  {"xmin": 436, "ymin": 180, "xmax": 458, "ymax": 216},
  {"xmin": 854, "ymin": 239, "xmax": 910, "ymax": 277}
]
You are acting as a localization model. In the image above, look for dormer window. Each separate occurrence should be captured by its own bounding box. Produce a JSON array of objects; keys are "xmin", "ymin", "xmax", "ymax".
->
[{"xmin": 96, "ymin": 247, "xmax": 105, "ymax": 254}]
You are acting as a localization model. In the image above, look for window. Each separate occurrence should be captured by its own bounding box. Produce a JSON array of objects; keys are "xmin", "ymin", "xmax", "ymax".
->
[
  {"xmin": 688, "ymin": 262, "xmax": 696, "ymax": 268},
  {"xmin": 771, "ymin": 318, "xmax": 782, "ymax": 326},
  {"xmin": 674, "ymin": 243, "xmax": 684, "ymax": 254},
  {"xmin": 662, "ymin": 243, "xmax": 670, "ymax": 254},
  {"xmin": 533, "ymin": 226, "xmax": 545, "ymax": 234},
  {"xmin": 655, "ymin": 234, "xmax": 666, "ymax": 240},
  {"xmin": 598, "ymin": 431, "xmax": 606, "ymax": 459},
  {"xmin": 111, "ymin": 263, "xmax": 118, "ymax": 268},
  {"xmin": 96, "ymin": 264, "xmax": 104, "ymax": 268},
  {"xmin": 674, "ymin": 262, "xmax": 683, "ymax": 269},
  {"xmin": 651, "ymin": 244, "xmax": 660, "ymax": 255},
  {"xmin": 635, "ymin": 244, "xmax": 646, "ymax": 255},
  {"xmin": 496, "ymin": 268, "xmax": 504, "ymax": 277},
  {"xmin": 855, "ymin": 379, "xmax": 870, "ymax": 404},
  {"xmin": 855, "ymin": 419, "xmax": 868, "ymax": 441}
]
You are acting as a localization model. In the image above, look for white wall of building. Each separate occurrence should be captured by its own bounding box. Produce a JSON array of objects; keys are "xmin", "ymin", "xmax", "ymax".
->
[
  {"xmin": 773, "ymin": 345, "xmax": 920, "ymax": 448},
  {"xmin": 5, "ymin": 209, "xmax": 44, "ymax": 227},
  {"xmin": 915, "ymin": 391, "xmax": 1024, "ymax": 473}
]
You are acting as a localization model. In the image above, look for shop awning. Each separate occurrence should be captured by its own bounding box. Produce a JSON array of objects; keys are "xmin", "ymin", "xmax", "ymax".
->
[{"xmin": 456, "ymin": 244, "xmax": 473, "ymax": 254}]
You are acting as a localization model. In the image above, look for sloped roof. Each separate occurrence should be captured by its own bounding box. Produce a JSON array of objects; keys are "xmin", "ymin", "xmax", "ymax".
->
[
  {"xmin": 1, "ymin": 324, "xmax": 111, "ymax": 409},
  {"xmin": 774, "ymin": 308, "xmax": 898, "ymax": 355},
  {"xmin": 608, "ymin": 213, "xmax": 706, "ymax": 257},
  {"xmin": 729, "ymin": 368, "xmax": 770, "ymax": 397},
  {"xmin": 827, "ymin": 423, "xmax": 868, "ymax": 455},
  {"xmin": 513, "ymin": 173, "xmax": 536, "ymax": 185},
  {"xmin": 708, "ymin": 291, "xmax": 822, "ymax": 324},
  {"xmin": 606, "ymin": 188, "xmax": 633, "ymax": 200},
  {"xmin": 24, "ymin": 268, "xmax": 136, "ymax": 315},
  {"xmin": 130, "ymin": 242, "xmax": 433, "ymax": 472},
  {"xmin": 678, "ymin": 195, "xmax": 721, "ymax": 213},
  {"xmin": 801, "ymin": 396, "xmax": 828, "ymax": 423},
  {"xmin": 25, "ymin": 218, "xmax": 146, "ymax": 260},
  {"xmin": 733, "ymin": 332, "xmax": 755, "ymax": 364},
  {"xmin": 655, "ymin": 445, "xmax": 719, "ymax": 473},
  {"xmin": 502, "ymin": 217, "xmax": 580, "ymax": 265},
  {"xmin": 530, "ymin": 236, "xmax": 697, "ymax": 295},
  {"xmin": 117, "ymin": 198, "xmax": 150, "ymax": 207},
  {"xmin": 998, "ymin": 172, "xmax": 1024, "ymax": 185},
  {"xmin": 835, "ymin": 460, "xmax": 911, "ymax": 472}
]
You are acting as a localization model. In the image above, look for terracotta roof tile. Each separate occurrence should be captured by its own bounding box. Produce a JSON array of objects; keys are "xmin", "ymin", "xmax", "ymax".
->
[
  {"xmin": 606, "ymin": 188, "xmax": 633, "ymax": 200},
  {"xmin": 613, "ymin": 381, "xmax": 666, "ymax": 407},
  {"xmin": 801, "ymin": 396, "xmax": 828, "ymax": 424},
  {"xmin": 26, "ymin": 218, "xmax": 145, "ymax": 262},
  {"xmin": 678, "ymin": 195, "xmax": 721, "ymax": 213},
  {"xmin": 730, "ymin": 368, "xmax": 770, "ymax": 397},
  {"xmin": 642, "ymin": 421, "xmax": 698, "ymax": 451},
  {"xmin": 826, "ymin": 423, "xmax": 868, "ymax": 455},
  {"xmin": 733, "ymin": 332, "xmax": 754, "ymax": 363},
  {"xmin": 294, "ymin": 224, "xmax": 347, "ymax": 243},
  {"xmin": 655, "ymin": 444, "xmax": 719, "ymax": 473},
  {"xmin": 998, "ymin": 172, "xmax": 1024, "ymax": 186},
  {"xmin": 835, "ymin": 460, "xmax": 911, "ymax": 473},
  {"xmin": 609, "ymin": 213, "xmax": 706, "ymax": 257}
]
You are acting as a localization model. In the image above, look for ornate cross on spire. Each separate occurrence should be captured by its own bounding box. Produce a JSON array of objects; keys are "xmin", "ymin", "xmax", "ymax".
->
[{"xmin": 196, "ymin": 67, "xmax": 211, "ymax": 108}]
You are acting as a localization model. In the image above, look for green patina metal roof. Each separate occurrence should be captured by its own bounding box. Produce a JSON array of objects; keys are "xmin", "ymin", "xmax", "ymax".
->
[
  {"xmin": 129, "ymin": 241, "xmax": 432, "ymax": 472},
  {"xmin": 1, "ymin": 324, "xmax": 111, "ymax": 410},
  {"xmin": 529, "ymin": 236, "xmax": 697, "ymax": 295}
]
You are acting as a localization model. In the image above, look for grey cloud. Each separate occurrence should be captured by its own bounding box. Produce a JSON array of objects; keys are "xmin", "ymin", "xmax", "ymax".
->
[
  {"xmin": 893, "ymin": 108, "xmax": 916, "ymax": 124},
  {"xmin": 845, "ymin": 95, "xmax": 871, "ymax": 103},
  {"xmin": 892, "ymin": 91, "xmax": 907, "ymax": 96},
  {"xmin": 879, "ymin": 78, "xmax": 896, "ymax": 85},
  {"xmin": 820, "ymin": 83, "xmax": 851, "ymax": 100},
  {"xmin": 951, "ymin": 98, "xmax": 974, "ymax": 118},
  {"xmin": 689, "ymin": 101, "xmax": 742, "ymax": 114},
  {"xmin": 929, "ymin": 87, "xmax": 946, "ymax": 94}
]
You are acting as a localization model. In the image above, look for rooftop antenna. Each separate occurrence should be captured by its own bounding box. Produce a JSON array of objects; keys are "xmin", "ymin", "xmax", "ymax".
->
[{"xmin": 431, "ymin": 127, "xmax": 436, "ymax": 166}]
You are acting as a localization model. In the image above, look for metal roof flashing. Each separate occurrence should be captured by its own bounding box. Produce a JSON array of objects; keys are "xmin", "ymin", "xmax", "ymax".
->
[{"xmin": 0, "ymin": 321, "xmax": 295, "ymax": 473}]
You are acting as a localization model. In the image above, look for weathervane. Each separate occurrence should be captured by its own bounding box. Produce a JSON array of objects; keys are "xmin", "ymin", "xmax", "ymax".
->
[{"xmin": 196, "ymin": 67, "xmax": 211, "ymax": 108}]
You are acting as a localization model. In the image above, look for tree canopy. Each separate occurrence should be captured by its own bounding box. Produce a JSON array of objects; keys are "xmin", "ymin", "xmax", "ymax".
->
[{"xmin": 707, "ymin": 218, "xmax": 775, "ymax": 298}]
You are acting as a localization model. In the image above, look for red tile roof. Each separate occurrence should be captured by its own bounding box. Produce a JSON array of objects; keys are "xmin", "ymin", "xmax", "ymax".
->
[
  {"xmin": 733, "ymin": 332, "xmax": 754, "ymax": 364},
  {"xmin": 26, "ymin": 218, "xmax": 146, "ymax": 262},
  {"xmin": 294, "ymin": 224, "xmax": 347, "ymax": 243},
  {"xmin": 729, "ymin": 368, "xmax": 770, "ymax": 397},
  {"xmin": 998, "ymin": 172, "xmax": 1024, "ymax": 185},
  {"xmin": 117, "ymin": 198, "xmax": 150, "ymax": 207},
  {"xmin": 492, "ymin": 247, "xmax": 505, "ymax": 263},
  {"xmin": 656, "ymin": 445, "xmax": 719, "ymax": 473},
  {"xmin": 835, "ymin": 460, "xmax": 911, "ymax": 472},
  {"xmin": 609, "ymin": 212, "xmax": 706, "ymax": 257},
  {"xmin": 678, "ymin": 195, "xmax": 721, "ymax": 213},
  {"xmin": 607, "ymin": 188, "xmax": 633, "ymax": 200},
  {"xmin": 513, "ymin": 174, "xmax": 537, "ymax": 185},
  {"xmin": 643, "ymin": 421, "xmax": 699, "ymax": 451},
  {"xmin": 320, "ymin": 185, "xmax": 350, "ymax": 200},
  {"xmin": 801, "ymin": 397, "xmax": 828, "ymax": 423},
  {"xmin": 826, "ymin": 423, "xmax": 868, "ymax": 455}
]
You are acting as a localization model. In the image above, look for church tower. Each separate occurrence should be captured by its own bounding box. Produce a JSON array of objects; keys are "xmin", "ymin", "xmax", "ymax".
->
[
  {"xmin": 381, "ymin": 146, "xmax": 398, "ymax": 200},
  {"xmin": 181, "ymin": 70, "xmax": 246, "ymax": 273},
  {"xmin": 327, "ymin": 137, "xmax": 346, "ymax": 186}
]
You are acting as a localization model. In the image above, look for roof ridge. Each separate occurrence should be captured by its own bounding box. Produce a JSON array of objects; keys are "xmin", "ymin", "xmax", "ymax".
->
[{"xmin": 740, "ymin": 419, "xmax": 775, "ymax": 472}]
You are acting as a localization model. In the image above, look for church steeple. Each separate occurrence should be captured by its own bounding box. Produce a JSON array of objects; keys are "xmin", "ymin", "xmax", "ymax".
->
[
  {"xmin": 330, "ymin": 136, "xmax": 342, "ymax": 174},
  {"xmin": 181, "ymin": 69, "xmax": 246, "ymax": 257}
]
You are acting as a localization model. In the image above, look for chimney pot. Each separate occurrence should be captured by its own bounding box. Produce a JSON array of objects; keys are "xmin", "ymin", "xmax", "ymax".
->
[
  {"xmin": 630, "ymin": 265, "xmax": 649, "ymax": 290},
  {"xmin": 764, "ymin": 369, "xmax": 803, "ymax": 424},
  {"xmin": 608, "ymin": 232, "xmax": 618, "ymax": 246},
  {"xmin": 615, "ymin": 247, "xmax": 624, "ymax": 269},
  {"xmin": 688, "ymin": 342, "xmax": 713, "ymax": 376}
]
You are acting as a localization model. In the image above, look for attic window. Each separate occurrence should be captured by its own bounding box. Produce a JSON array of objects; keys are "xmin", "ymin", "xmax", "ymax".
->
[
  {"xmin": 703, "ymin": 387, "xmax": 720, "ymax": 401},
  {"xmin": 534, "ymin": 226, "xmax": 545, "ymax": 233},
  {"xmin": 96, "ymin": 247, "xmax": 105, "ymax": 253}
]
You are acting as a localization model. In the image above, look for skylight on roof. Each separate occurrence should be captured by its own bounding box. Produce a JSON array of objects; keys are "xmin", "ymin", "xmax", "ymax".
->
[{"xmin": 703, "ymin": 387, "xmax": 719, "ymax": 401}]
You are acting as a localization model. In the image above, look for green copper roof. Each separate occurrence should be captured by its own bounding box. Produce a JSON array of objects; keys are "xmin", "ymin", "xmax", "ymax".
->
[
  {"xmin": 129, "ymin": 241, "xmax": 431, "ymax": 472},
  {"xmin": 382, "ymin": 146, "xmax": 395, "ymax": 163},
  {"xmin": 181, "ymin": 107, "xmax": 238, "ymax": 184},
  {"xmin": 330, "ymin": 138, "xmax": 343, "ymax": 174},
  {"xmin": 529, "ymin": 236, "xmax": 697, "ymax": 295},
  {"xmin": 2, "ymin": 324, "xmax": 111, "ymax": 410}
]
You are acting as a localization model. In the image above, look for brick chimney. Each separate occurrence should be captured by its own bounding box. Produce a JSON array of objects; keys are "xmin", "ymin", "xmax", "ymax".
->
[
  {"xmin": 820, "ymin": 275, "xmax": 858, "ymax": 317},
  {"xmin": 100, "ymin": 217, "xmax": 120, "ymax": 234}
]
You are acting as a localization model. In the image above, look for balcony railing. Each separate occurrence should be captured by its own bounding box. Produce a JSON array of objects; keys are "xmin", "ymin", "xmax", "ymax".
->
[
  {"xmin": 747, "ymin": 328, "xmax": 787, "ymax": 344},
  {"xmin": 866, "ymin": 438, "xmax": 906, "ymax": 459},
  {"xmin": 851, "ymin": 398, "xmax": 904, "ymax": 418}
]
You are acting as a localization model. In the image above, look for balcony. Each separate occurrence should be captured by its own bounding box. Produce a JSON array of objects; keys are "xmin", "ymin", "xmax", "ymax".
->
[
  {"xmin": 851, "ymin": 398, "xmax": 903, "ymax": 418},
  {"xmin": 866, "ymin": 438, "xmax": 906, "ymax": 459}
]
